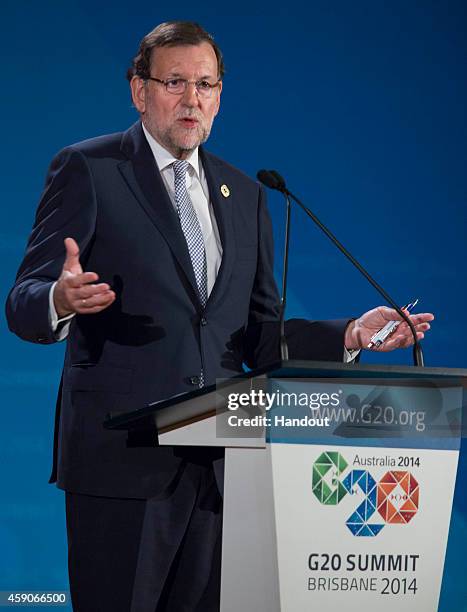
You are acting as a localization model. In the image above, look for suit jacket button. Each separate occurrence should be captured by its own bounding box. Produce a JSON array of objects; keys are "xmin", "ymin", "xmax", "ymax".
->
[
  {"xmin": 190, "ymin": 376, "xmax": 200, "ymax": 386},
  {"xmin": 200, "ymin": 317, "xmax": 208, "ymax": 326}
]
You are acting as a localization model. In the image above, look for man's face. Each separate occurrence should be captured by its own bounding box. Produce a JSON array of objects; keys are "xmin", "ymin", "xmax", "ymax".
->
[{"xmin": 131, "ymin": 42, "xmax": 222, "ymax": 159}]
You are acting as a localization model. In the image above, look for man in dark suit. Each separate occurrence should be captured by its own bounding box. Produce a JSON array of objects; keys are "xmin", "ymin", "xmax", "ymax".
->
[{"xmin": 5, "ymin": 21, "xmax": 433, "ymax": 612}]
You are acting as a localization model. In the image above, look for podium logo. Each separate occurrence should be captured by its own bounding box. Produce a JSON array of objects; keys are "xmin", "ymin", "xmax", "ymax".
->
[{"xmin": 312, "ymin": 451, "xmax": 419, "ymax": 537}]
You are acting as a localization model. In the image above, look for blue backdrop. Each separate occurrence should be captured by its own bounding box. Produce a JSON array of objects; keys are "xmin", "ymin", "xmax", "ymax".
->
[{"xmin": 1, "ymin": 1, "xmax": 466, "ymax": 609}]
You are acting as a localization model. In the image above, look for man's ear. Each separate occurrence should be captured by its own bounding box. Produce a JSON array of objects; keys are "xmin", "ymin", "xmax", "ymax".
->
[{"xmin": 130, "ymin": 76, "xmax": 146, "ymax": 113}]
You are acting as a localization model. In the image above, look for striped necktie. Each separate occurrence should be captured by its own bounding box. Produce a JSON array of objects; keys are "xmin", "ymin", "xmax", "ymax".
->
[
  {"xmin": 173, "ymin": 160, "xmax": 207, "ymax": 387},
  {"xmin": 172, "ymin": 160, "xmax": 208, "ymax": 307}
]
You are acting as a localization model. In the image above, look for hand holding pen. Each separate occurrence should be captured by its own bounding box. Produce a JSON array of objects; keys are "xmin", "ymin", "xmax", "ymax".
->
[
  {"xmin": 344, "ymin": 301, "xmax": 434, "ymax": 352},
  {"xmin": 368, "ymin": 299, "xmax": 419, "ymax": 348}
]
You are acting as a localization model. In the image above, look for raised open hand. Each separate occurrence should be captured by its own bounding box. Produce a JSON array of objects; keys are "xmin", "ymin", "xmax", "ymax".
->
[{"xmin": 53, "ymin": 237, "xmax": 116, "ymax": 317}]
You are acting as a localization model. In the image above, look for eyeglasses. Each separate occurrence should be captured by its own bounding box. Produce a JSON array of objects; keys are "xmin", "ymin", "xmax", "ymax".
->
[{"xmin": 146, "ymin": 76, "xmax": 221, "ymax": 98}]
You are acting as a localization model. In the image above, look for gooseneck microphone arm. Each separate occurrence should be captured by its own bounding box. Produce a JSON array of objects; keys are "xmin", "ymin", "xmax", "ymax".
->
[{"xmin": 257, "ymin": 169, "xmax": 424, "ymax": 367}]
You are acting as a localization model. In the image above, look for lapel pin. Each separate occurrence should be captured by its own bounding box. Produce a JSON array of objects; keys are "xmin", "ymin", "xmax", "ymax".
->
[{"xmin": 220, "ymin": 184, "xmax": 230, "ymax": 198}]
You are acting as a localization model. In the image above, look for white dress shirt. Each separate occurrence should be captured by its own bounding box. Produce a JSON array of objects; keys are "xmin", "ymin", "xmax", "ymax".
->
[{"xmin": 142, "ymin": 123, "xmax": 222, "ymax": 296}]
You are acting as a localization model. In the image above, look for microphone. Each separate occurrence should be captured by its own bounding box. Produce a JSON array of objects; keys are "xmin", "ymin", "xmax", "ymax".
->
[
  {"xmin": 257, "ymin": 169, "xmax": 424, "ymax": 367},
  {"xmin": 257, "ymin": 170, "xmax": 291, "ymax": 360},
  {"xmin": 257, "ymin": 169, "xmax": 285, "ymax": 191}
]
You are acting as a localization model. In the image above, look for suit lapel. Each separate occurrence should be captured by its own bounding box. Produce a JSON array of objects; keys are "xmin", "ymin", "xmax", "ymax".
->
[
  {"xmin": 200, "ymin": 148, "xmax": 236, "ymax": 310},
  {"xmin": 118, "ymin": 123, "xmax": 201, "ymax": 306}
]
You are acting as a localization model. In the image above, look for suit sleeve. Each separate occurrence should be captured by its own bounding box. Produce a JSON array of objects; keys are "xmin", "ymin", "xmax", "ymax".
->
[
  {"xmin": 5, "ymin": 147, "xmax": 96, "ymax": 343},
  {"xmin": 243, "ymin": 185, "xmax": 351, "ymax": 368}
]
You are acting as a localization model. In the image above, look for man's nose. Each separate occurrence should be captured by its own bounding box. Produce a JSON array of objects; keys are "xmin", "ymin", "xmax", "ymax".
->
[{"xmin": 181, "ymin": 82, "xmax": 200, "ymax": 106}]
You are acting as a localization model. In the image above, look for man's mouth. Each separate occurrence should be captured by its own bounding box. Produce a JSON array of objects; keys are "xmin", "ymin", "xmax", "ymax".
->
[{"xmin": 178, "ymin": 117, "xmax": 199, "ymax": 128}]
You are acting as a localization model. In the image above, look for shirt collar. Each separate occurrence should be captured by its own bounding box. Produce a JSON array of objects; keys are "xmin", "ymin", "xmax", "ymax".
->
[{"xmin": 141, "ymin": 122, "xmax": 200, "ymax": 179}]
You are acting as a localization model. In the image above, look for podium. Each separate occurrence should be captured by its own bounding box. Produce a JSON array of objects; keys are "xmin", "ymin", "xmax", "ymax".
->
[{"xmin": 105, "ymin": 361, "xmax": 466, "ymax": 612}]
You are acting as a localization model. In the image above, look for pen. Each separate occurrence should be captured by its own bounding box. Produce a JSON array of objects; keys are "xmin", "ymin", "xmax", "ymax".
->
[{"xmin": 367, "ymin": 299, "xmax": 419, "ymax": 348}]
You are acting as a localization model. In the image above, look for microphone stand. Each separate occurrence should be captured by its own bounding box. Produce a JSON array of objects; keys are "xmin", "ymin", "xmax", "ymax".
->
[
  {"xmin": 279, "ymin": 192, "xmax": 292, "ymax": 361},
  {"xmin": 259, "ymin": 170, "xmax": 424, "ymax": 367}
]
